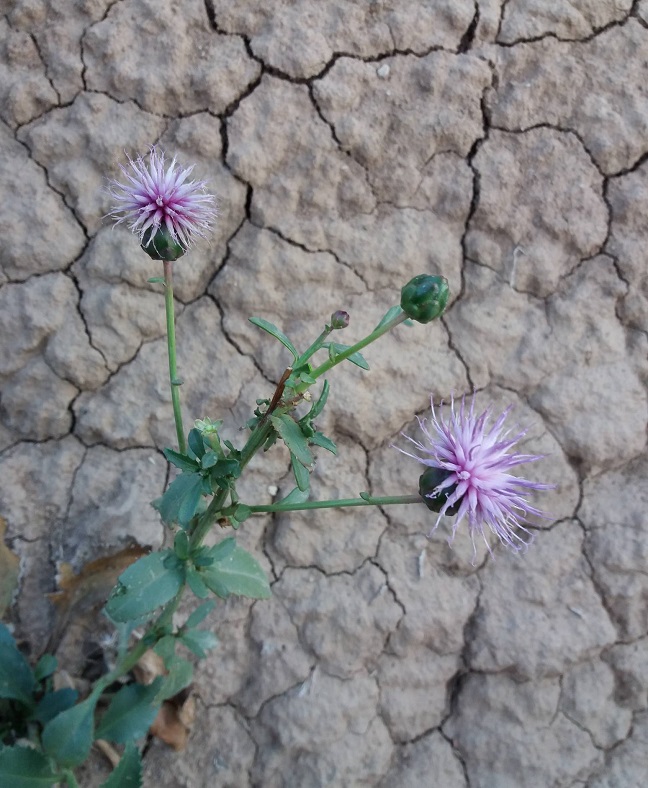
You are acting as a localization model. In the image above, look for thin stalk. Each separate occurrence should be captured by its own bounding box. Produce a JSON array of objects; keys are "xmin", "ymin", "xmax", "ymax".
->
[
  {"xmin": 247, "ymin": 494, "xmax": 422, "ymax": 514},
  {"xmin": 163, "ymin": 260, "xmax": 186, "ymax": 454},
  {"xmin": 295, "ymin": 325, "xmax": 333, "ymax": 367},
  {"xmin": 296, "ymin": 309, "xmax": 409, "ymax": 392}
]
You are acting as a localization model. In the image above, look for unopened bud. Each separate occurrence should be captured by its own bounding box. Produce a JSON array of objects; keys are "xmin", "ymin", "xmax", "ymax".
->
[
  {"xmin": 400, "ymin": 275, "xmax": 449, "ymax": 324},
  {"xmin": 418, "ymin": 467, "xmax": 460, "ymax": 515},
  {"xmin": 141, "ymin": 225, "xmax": 186, "ymax": 262},
  {"xmin": 330, "ymin": 310, "xmax": 350, "ymax": 330}
]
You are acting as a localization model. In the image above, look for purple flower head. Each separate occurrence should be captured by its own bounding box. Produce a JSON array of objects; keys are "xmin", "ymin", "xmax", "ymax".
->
[
  {"xmin": 108, "ymin": 147, "xmax": 216, "ymax": 258},
  {"xmin": 398, "ymin": 395, "xmax": 553, "ymax": 558}
]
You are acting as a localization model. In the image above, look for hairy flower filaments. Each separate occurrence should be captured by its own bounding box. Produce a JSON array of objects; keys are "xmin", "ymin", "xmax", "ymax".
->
[
  {"xmin": 398, "ymin": 396, "xmax": 552, "ymax": 556},
  {"xmin": 108, "ymin": 148, "xmax": 216, "ymax": 260}
]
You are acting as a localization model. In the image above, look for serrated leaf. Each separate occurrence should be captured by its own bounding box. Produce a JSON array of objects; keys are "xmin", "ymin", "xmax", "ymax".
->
[
  {"xmin": 270, "ymin": 414, "xmax": 313, "ymax": 468},
  {"xmin": 105, "ymin": 552, "xmax": 184, "ymax": 623},
  {"xmin": 328, "ymin": 342, "xmax": 370, "ymax": 370},
  {"xmin": 153, "ymin": 472, "xmax": 203, "ymax": 528},
  {"xmin": 32, "ymin": 688, "xmax": 79, "ymax": 725},
  {"xmin": 249, "ymin": 317, "xmax": 298, "ymax": 361},
  {"xmin": 0, "ymin": 746, "xmax": 60, "ymax": 787},
  {"xmin": 291, "ymin": 453, "xmax": 310, "ymax": 492},
  {"xmin": 163, "ymin": 448, "xmax": 200, "ymax": 473},
  {"xmin": 179, "ymin": 629, "xmax": 219, "ymax": 659},
  {"xmin": 205, "ymin": 537, "xmax": 236, "ymax": 563},
  {"xmin": 100, "ymin": 742, "xmax": 142, "ymax": 788},
  {"xmin": 42, "ymin": 694, "xmax": 97, "ymax": 767},
  {"xmin": 34, "ymin": 654, "xmax": 57, "ymax": 683},
  {"xmin": 185, "ymin": 599, "xmax": 216, "ymax": 629},
  {"xmin": 201, "ymin": 545, "xmax": 271, "ymax": 600},
  {"xmin": 310, "ymin": 432, "xmax": 338, "ymax": 455},
  {"xmin": 97, "ymin": 680, "xmax": 162, "ymax": 743},
  {"xmin": 0, "ymin": 623, "xmax": 35, "ymax": 706}
]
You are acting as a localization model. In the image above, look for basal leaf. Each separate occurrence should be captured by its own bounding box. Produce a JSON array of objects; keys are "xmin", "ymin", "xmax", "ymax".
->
[
  {"xmin": 96, "ymin": 680, "xmax": 161, "ymax": 744},
  {"xmin": 33, "ymin": 654, "xmax": 57, "ymax": 683},
  {"xmin": 0, "ymin": 746, "xmax": 59, "ymax": 787},
  {"xmin": 105, "ymin": 552, "xmax": 184, "ymax": 623},
  {"xmin": 32, "ymin": 688, "xmax": 79, "ymax": 725},
  {"xmin": 0, "ymin": 623, "xmax": 36, "ymax": 707},
  {"xmin": 270, "ymin": 414, "xmax": 313, "ymax": 468},
  {"xmin": 249, "ymin": 317, "xmax": 298, "ymax": 361},
  {"xmin": 100, "ymin": 742, "xmax": 142, "ymax": 788},
  {"xmin": 42, "ymin": 694, "xmax": 97, "ymax": 767}
]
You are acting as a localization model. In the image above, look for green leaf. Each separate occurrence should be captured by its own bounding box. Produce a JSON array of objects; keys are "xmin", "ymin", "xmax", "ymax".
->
[
  {"xmin": 0, "ymin": 623, "xmax": 36, "ymax": 706},
  {"xmin": 270, "ymin": 414, "xmax": 313, "ymax": 468},
  {"xmin": 278, "ymin": 486, "xmax": 310, "ymax": 506},
  {"xmin": 208, "ymin": 458, "xmax": 241, "ymax": 479},
  {"xmin": 153, "ymin": 636, "xmax": 176, "ymax": 667},
  {"xmin": 328, "ymin": 342, "xmax": 370, "ymax": 370},
  {"xmin": 179, "ymin": 629, "xmax": 219, "ymax": 659},
  {"xmin": 310, "ymin": 431, "xmax": 338, "ymax": 455},
  {"xmin": 147, "ymin": 276, "xmax": 165, "ymax": 285},
  {"xmin": 187, "ymin": 428, "xmax": 206, "ymax": 459},
  {"xmin": 232, "ymin": 504, "xmax": 251, "ymax": 524},
  {"xmin": 32, "ymin": 688, "xmax": 79, "ymax": 725},
  {"xmin": 154, "ymin": 657, "xmax": 193, "ymax": 703},
  {"xmin": 33, "ymin": 654, "xmax": 57, "ymax": 683},
  {"xmin": 96, "ymin": 681, "xmax": 161, "ymax": 743},
  {"xmin": 205, "ymin": 537, "xmax": 236, "ymax": 563},
  {"xmin": 185, "ymin": 567, "xmax": 210, "ymax": 599},
  {"xmin": 308, "ymin": 380, "xmax": 330, "ymax": 421},
  {"xmin": 174, "ymin": 531, "xmax": 190, "ymax": 561},
  {"xmin": 201, "ymin": 545, "xmax": 271, "ymax": 600},
  {"xmin": 0, "ymin": 746, "xmax": 60, "ymax": 787},
  {"xmin": 100, "ymin": 742, "xmax": 142, "ymax": 788},
  {"xmin": 42, "ymin": 694, "xmax": 97, "ymax": 767},
  {"xmin": 299, "ymin": 372, "xmax": 316, "ymax": 385},
  {"xmin": 374, "ymin": 304, "xmax": 403, "ymax": 330},
  {"xmin": 185, "ymin": 599, "xmax": 216, "ymax": 629},
  {"xmin": 249, "ymin": 317, "xmax": 298, "ymax": 361},
  {"xmin": 291, "ymin": 453, "xmax": 310, "ymax": 492},
  {"xmin": 152, "ymin": 472, "xmax": 203, "ymax": 527},
  {"xmin": 163, "ymin": 448, "xmax": 200, "ymax": 473},
  {"xmin": 105, "ymin": 552, "xmax": 184, "ymax": 623}
]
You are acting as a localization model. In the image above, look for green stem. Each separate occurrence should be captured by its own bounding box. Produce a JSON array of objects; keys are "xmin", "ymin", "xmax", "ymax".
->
[
  {"xmin": 63, "ymin": 770, "xmax": 80, "ymax": 788},
  {"xmin": 295, "ymin": 325, "xmax": 333, "ymax": 367},
  {"xmin": 247, "ymin": 493, "xmax": 422, "ymax": 514},
  {"xmin": 296, "ymin": 309, "xmax": 409, "ymax": 392},
  {"xmin": 164, "ymin": 260, "xmax": 186, "ymax": 454}
]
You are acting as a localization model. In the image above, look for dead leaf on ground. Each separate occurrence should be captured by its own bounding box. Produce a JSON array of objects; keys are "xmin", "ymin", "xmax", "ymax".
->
[{"xmin": 150, "ymin": 690, "xmax": 196, "ymax": 751}]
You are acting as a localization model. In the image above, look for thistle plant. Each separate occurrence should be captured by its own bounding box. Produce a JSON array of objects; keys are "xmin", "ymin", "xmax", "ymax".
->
[{"xmin": 0, "ymin": 149, "xmax": 551, "ymax": 786}]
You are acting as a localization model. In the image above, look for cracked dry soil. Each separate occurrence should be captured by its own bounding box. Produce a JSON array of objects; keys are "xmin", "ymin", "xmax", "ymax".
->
[{"xmin": 1, "ymin": 0, "xmax": 648, "ymax": 786}]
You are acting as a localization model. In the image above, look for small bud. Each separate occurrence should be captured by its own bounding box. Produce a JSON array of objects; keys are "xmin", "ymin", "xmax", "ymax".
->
[
  {"xmin": 400, "ymin": 275, "xmax": 449, "ymax": 324},
  {"xmin": 141, "ymin": 225, "xmax": 187, "ymax": 262},
  {"xmin": 330, "ymin": 310, "xmax": 350, "ymax": 330},
  {"xmin": 418, "ymin": 467, "xmax": 460, "ymax": 515}
]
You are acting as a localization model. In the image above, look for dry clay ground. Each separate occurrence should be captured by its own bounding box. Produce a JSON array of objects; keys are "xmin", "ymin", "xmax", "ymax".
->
[{"xmin": 1, "ymin": 0, "xmax": 648, "ymax": 786}]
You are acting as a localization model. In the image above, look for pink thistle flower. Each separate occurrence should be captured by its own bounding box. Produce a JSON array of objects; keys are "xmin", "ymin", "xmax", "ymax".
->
[
  {"xmin": 108, "ymin": 147, "xmax": 216, "ymax": 257},
  {"xmin": 398, "ymin": 395, "xmax": 553, "ymax": 557}
]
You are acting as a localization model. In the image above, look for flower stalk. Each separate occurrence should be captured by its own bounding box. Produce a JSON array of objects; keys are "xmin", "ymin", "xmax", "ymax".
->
[
  {"xmin": 247, "ymin": 493, "xmax": 421, "ymax": 515},
  {"xmin": 163, "ymin": 260, "xmax": 186, "ymax": 454}
]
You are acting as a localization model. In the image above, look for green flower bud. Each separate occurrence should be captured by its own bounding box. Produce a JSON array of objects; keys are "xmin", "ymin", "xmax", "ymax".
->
[
  {"xmin": 400, "ymin": 275, "xmax": 449, "ymax": 323},
  {"xmin": 330, "ymin": 310, "xmax": 350, "ymax": 330},
  {"xmin": 141, "ymin": 225, "xmax": 187, "ymax": 262},
  {"xmin": 418, "ymin": 466, "xmax": 460, "ymax": 515}
]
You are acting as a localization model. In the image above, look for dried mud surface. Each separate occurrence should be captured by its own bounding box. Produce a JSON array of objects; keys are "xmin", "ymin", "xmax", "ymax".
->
[{"xmin": 1, "ymin": 0, "xmax": 647, "ymax": 785}]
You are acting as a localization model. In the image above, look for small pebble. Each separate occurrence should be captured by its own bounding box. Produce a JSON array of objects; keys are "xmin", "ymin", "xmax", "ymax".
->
[{"xmin": 376, "ymin": 63, "xmax": 390, "ymax": 79}]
